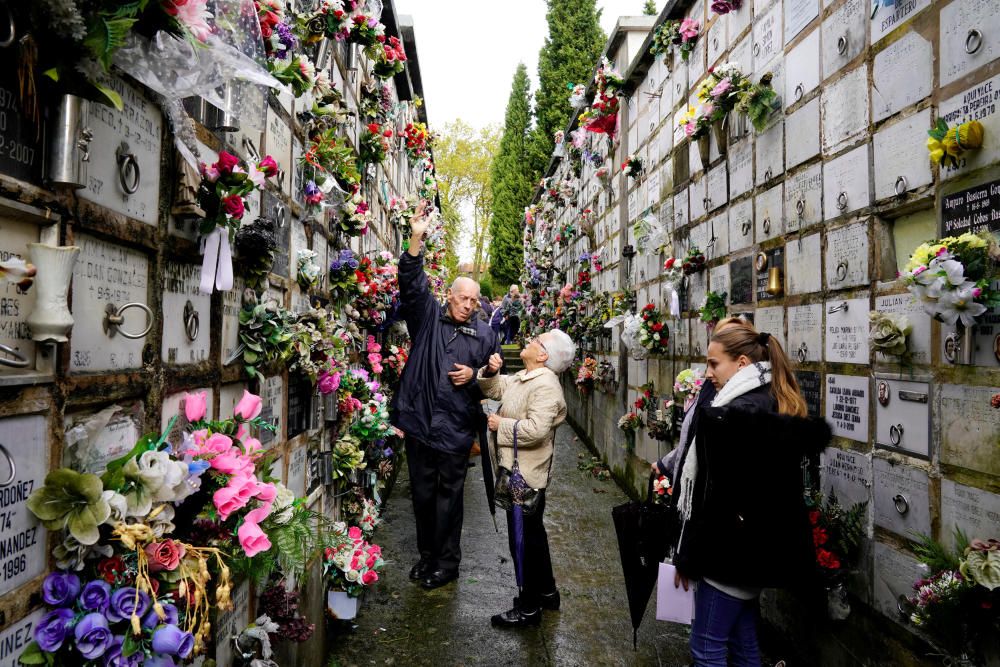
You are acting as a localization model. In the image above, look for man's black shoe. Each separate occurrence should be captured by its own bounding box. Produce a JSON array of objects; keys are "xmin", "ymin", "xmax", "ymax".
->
[
  {"xmin": 514, "ymin": 589, "xmax": 560, "ymax": 611},
  {"xmin": 409, "ymin": 560, "xmax": 432, "ymax": 581},
  {"xmin": 421, "ymin": 568, "xmax": 459, "ymax": 590},
  {"xmin": 491, "ymin": 607, "xmax": 541, "ymax": 628}
]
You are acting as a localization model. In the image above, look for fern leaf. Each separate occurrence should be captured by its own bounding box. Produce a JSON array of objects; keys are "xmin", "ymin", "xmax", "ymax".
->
[{"xmin": 84, "ymin": 16, "xmax": 138, "ymax": 70}]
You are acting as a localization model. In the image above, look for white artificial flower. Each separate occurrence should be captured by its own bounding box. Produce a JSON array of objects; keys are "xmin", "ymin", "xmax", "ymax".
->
[
  {"xmin": 345, "ymin": 569, "xmax": 360, "ymax": 582},
  {"xmin": 936, "ymin": 258, "xmax": 967, "ymax": 286},
  {"xmin": 148, "ymin": 504, "xmax": 177, "ymax": 538},
  {"xmin": 271, "ymin": 484, "xmax": 296, "ymax": 525},
  {"xmin": 940, "ymin": 284, "xmax": 987, "ymax": 326},
  {"xmin": 102, "ymin": 491, "xmax": 129, "ymax": 524}
]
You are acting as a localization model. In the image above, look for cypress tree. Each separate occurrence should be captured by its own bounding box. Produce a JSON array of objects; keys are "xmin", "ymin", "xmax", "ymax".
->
[
  {"xmin": 643, "ymin": 0, "xmax": 658, "ymax": 15},
  {"xmin": 529, "ymin": 0, "xmax": 606, "ymax": 177},
  {"xmin": 489, "ymin": 64, "xmax": 534, "ymax": 290}
]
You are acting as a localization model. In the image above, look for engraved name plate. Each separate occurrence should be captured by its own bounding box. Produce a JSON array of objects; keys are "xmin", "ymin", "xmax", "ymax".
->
[
  {"xmin": 754, "ymin": 3, "xmax": 783, "ymax": 68},
  {"xmin": 940, "ymin": 0, "xmax": 1000, "ymax": 87},
  {"xmin": 872, "ymin": 31, "xmax": 933, "ymax": 122},
  {"xmin": 821, "ymin": 66, "xmax": 869, "ymax": 155},
  {"xmin": 0, "ymin": 415, "xmax": 48, "ymax": 597},
  {"xmin": 0, "ymin": 67, "xmax": 44, "ymax": 185},
  {"xmin": 820, "ymin": 446, "xmax": 872, "ymax": 510},
  {"xmin": 938, "ymin": 74, "xmax": 1000, "ymax": 181},
  {"xmin": 0, "ymin": 609, "xmax": 45, "ymax": 667},
  {"xmin": 821, "ymin": 0, "xmax": 866, "ymax": 80},
  {"xmin": 785, "ymin": 233, "xmax": 822, "ymax": 294},
  {"xmin": 873, "ymin": 458, "xmax": 930, "ymax": 536},
  {"xmin": 784, "ymin": 0, "xmax": 819, "ymax": 44},
  {"xmin": 825, "ymin": 223, "xmax": 869, "ymax": 289},
  {"xmin": 871, "ymin": 0, "xmax": 931, "ymax": 44},
  {"xmin": 728, "ymin": 137, "xmax": 754, "ymax": 199},
  {"xmin": 755, "ymin": 306, "xmax": 786, "ymax": 350},
  {"xmin": 875, "ymin": 378, "xmax": 930, "ymax": 457},
  {"xmin": 789, "ymin": 304, "xmax": 823, "ymax": 363},
  {"xmin": 823, "ymin": 144, "xmax": 870, "ymax": 220},
  {"xmin": 783, "ymin": 163, "xmax": 822, "ymax": 231},
  {"xmin": 940, "ymin": 383, "xmax": 1000, "ymax": 476},
  {"xmin": 826, "ymin": 296, "xmax": 871, "ymax": 364},
  {"xmin": 162, "ymin": 263, "xmax": 211, "ymax": 364},
  {"xmin": 826, "ymin": 373, "xmax": 869, "ymax": 442},
  {"xmin": 0, "ymin": 218, "xmax": 38, "ymax": 371},
  {"xmin": 873, "ymin": 108, "xmax": 933, "ymax": 200},
  {"xmin": 797, "ymin": 370, "xmax": 823, "ymax": 417},
  {"xmin": 874, "ymin": 293, "xmax": 932, "ymax": 365},
  {"xmin": 940, "ymin": 479, "xmax": 1000, "ymax": 549}
]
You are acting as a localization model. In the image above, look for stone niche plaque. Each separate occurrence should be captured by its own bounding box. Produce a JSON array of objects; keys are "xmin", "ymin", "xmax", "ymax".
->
[
  {"xmin": 872, "ymin": 31, "xmax": 933, "ymax": 122},
  {"xmin": 940, "ymin": 0, "xmax": 1000, "ymax": 87},
  {"xmin": 0, "ymin": 67, "xmax": 44, "ymax": 185},
  {"xmin": 797, "ymin": 370, "xmax": 823, "ymax": 417},
  {"xmin": 784, "ymin": 28, "xmax": 820, "ymax": 105},
  {"xmin": 264, "ymin": 103, "xmax": 293, "ymax": 198},
  {"xmin": 822, "ymin": 144, "xmax": 870, "ymax": 221},
  {"xmin": 287, "ymin": 375, "xmax": 313, "ymax": 439},
  {"xmin": 162, "ymin": 263, "xmax": 211, "ymax": 365},
  {"xmin": 756, "ymin": 306, "xmax": 786, "ymax": 349},
  {"xmin": 675, "ymin": 317, "xmax": 691, "ymax": 356},
  {"xmin": 262, "ymin": 191, "xmax": 290, "ymax": 278},
  {"xmin": 871, "ymin": 0, "xmax": 931, "ymax": 44},
  {"xmin": 788, "ymin": 304, "xmax": 823, "ymax": 362},
  {"xmin": 755, "ymin": 121, "xmax": 784, "ymax": 187},
  {"xmin": 78, "ymin": 73, "xmax": 163, "ymax": 225},
  {"xmin": 826, "ymin": 373, "xmax": 869, "ymax": 442},
  {"xmin": 785, "ymin": 233, "xmax": 822, "ymax": 294},
  {"xmin": 755, "ymin": 247, "xmax": 784, "ymax": 303},
  {"xmin": 0, "ymin": 609, "xmax": 45, "ymax": 667},
  {"xmin": 939, "ymin": 75, "xmax": 1000, "ymax": 181},
  {"xmin": 941, "ymin": 178, "xmax": 1000, "ymax": 236},
  {"xmin": 64, "ymin": 403, "xmax": 142, "ymax": 474},
  {"xmin": 710, "ymin": 263, "xmax": 731, "ymax": 300},
  {"xmin": 260, "ymin": 375, "xmax": 285, "ymax": 448},
  {"xmin": 0, "ymin": 217, "xmax": 38, "ymax": 372},
  {"xmin": 821, "ymin": 66, "xmax": 869, "ymax": 155},
  {"xmin": 873, "ymin": 108, "xmax": 933, "ymax": 200},
  {"xmin": 874, "ymin": 293, "xmax": 931, "ymax": 365},
  {"xmin": 754, "ymin": 3, "xmax": 783, "ymax": 69},
  {"xmin": 674, "ymin": 190, "xmax": 689, "ymax": 229},
  {"xmin": 785, "ymin": 98, "xmax": 820, "ymax": 168},
  {"xmin": 214, "ymin": 580, "xmax": 250, "ymax": 667},
  {"xmin": 821, "ymin": 0, "xmax": 866, "ymax": 80},
  {"xmin": 873, "ymin": 542, "xmax": 924, "ymax": 623},
  {"xmin": 288, "ymin": 444, "xmax": 308, "ymax": 497},
  {"xmin": 755, "ymin": 183, "xmax": 784, "ymax": 241},
  {"xmin": 728, "ymin": 199, "xmax": 754, "ymax": 253},
  {"xmin": 784, "ymin": 0, "xmax": 818, "ymax": 44},
  {"xmin": 826, "ymin": 296, "xmax": 870, "ymax": 364},
  {"xmin": 706, "ymin": 164, "xmax": 728, "ymax": 213},
  {"xmin": 874, "ymin": 377, "xmax": 930, "ymax": 457},
  {"xmin": 940, "ymin": 384, "xmax": 1000, "ymax": 476},
  {"xmin": 220, "ymin": 277, "xmax": 246, "ymax": 366},
  {"xmin": 820, "ymin": 446, "xmax": 872, "ymax": 510},
  {"xmin": 71, "ymin": 235, "xmax": 149, "ymax": 373},
  {"xmin": 728, "ymin": 137, "xmax": 754, "ymax": 199},
  {"xmin": 784, "ymin": 163, "xmax": 822, "ymax": 231},
  {"xmin": 941, "ymin": 479, "xmax": 1000, "ymax": 548},
  {"xmin": 0, "ymin": 415, "xmax": 48, "ymax": 597},
  {"xmin": 825, "ymin": 223, "xmax": 869, "ymax": 289},
  {"xmin": 873, "ymin": 458, "xmax": 931, "ymax": 537}
]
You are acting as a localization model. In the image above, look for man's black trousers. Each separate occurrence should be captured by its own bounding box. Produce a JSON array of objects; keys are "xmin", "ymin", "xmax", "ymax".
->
[
  {"xmin": 505, "ymin": 489, "xmax": 556, "ymax": 610},
  {"xmin": 405, "ymin": 437, "xmax": 469, "ymax": 573}
]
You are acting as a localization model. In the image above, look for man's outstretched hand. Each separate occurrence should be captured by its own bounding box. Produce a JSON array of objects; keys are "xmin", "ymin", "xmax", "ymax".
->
[
  {"xmin": 448, "ymin": 363, "xmax": 473, "ymax": 386},
  {"xmin": 407, "ymin": 200, "xmax": 431, "ymax": 256}
]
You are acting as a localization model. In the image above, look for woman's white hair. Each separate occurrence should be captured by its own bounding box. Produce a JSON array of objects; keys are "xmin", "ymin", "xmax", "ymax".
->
[{"xmin": 542, "ymin": 329, "xmax": 576, "ymax": 374}]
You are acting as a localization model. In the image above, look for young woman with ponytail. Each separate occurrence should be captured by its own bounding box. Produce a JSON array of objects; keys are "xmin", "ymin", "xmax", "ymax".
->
[{"xmin": 670, "ymin": 326, "xmax": 831, "ymax": 667}]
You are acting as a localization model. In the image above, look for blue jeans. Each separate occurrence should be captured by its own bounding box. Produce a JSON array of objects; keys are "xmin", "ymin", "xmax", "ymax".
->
[{"xmin": 690, "ymin": 581, "xmax": 761, "ymax": 667}]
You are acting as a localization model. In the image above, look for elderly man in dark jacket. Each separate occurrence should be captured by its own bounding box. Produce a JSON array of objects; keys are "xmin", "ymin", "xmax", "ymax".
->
[{"xmin": 391, "ymin": 201, "xmax": 500, "ymax": 590}]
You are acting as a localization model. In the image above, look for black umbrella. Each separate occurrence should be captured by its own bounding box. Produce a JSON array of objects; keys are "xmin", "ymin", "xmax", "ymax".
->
[
  {"xmin": 612, "ymin": 474, "xmax": 674, "ymax": 649},
  {"xmin": 477, "ymin": 412, "xmax": 498, "ymax": 531}
]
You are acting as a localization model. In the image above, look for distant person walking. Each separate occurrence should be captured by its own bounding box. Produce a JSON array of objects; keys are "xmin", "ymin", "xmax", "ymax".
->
[{"xmin": 500, "ymin": 285, "xmax": 524, "ymax": 344}]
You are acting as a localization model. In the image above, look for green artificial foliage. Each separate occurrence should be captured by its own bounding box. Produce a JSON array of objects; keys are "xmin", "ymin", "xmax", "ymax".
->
[
  {"xmin": 529, "ymin": 0, "xmax": 607, "ymax": 177},
  {"xmin": 489, "ymin": 64, "xmax": 535, "ymax": 289}
]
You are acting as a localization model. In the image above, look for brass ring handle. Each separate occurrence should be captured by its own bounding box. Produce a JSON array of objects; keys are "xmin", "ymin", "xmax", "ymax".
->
[
  {"xmin": 0, "ymin": 342, "xmax": 29, "ymax": 368},
  {"xmin": 796, "ymin": 198, "xmax": 806, "ymax": 216},
  {"xmin": 794, "ymin": 83, "xmax": 804, "ymax": 101},
  {"xmin": 0, "ymin": 443, "xmax": 14, "ymax": 487},
  {"xmin": 894, "ymin": 175, "xmax": 907, "ymax": 196},
  {"xmin": 103, "ymin": 302, "xmax": 153, "ymax": 340},
  {"xmin": 966, "ymin": 29, "xmax": 983, "ymax": 55},
  {"xmin": 893, "ymin": 493, "xmax": 909, "ymax": 515},
  {"xmin": 0, "ymin": 5, "xmax": 15, "ymax": 49},
  {"xmin": 763, "ymin": 217, "xmax": 771, "ymax": 234},
  {"xmin": 836, "ymin": 260, "xmax": 849, "ymax": 282},
  {"xmin": 837, "ymin": 191, "xmax": 848, "ymax": 210},
  {"xmin": 837, "ymin": 35, "xmax": 848, "ymax": 55},
  {"xmin": 116, "ymin": 142, "xmax": 140, "ymax": 195},
  {"xmin": 183, "ymin": 300, "xmax": 200, "ymax": 342},
  {"xmin": 797, "ymin": 342, "xmax": 808, "ymax": 363},
  {"xmin": 889, "ymin": 423, "xmax": 904, "ymax": 446},
  {"xmin": 741, "ymin": 221, "xmax": 751, "ymax": 236}
]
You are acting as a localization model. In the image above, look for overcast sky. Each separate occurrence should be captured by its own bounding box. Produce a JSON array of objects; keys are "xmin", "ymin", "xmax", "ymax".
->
[{"xmin": 394, "ymin": 0, "xmax": 655, "ymax": 131}]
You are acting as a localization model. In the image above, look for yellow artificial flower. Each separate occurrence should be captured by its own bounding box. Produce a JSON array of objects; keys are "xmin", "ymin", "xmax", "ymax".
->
[{"xmin": 926, "ymin": 135, "xmax": 945, "ymax": 166}]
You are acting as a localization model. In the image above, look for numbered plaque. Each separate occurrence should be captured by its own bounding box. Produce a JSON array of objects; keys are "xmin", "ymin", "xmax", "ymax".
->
[
  {"xmin": 873, "ymin": 458, "xmax": 930, "ymax": 537},
  {"xmin": 872, "ymin": 31, "xmax": 933, "ymax": 122},
  {"xmin": 825, "ymin": 296, "xmax": 870, "ymax": 364},
  {"xmin": 0, "ymin": 66, "xmax": 44, "ymax": 185},
  {"xmin": 825, "ymin": 373, "xmax": 869, "ymax": 442},
  {"xmin": 0, "ymin": 415, "xmax": 48, "ymax": 597},
  {"xmin": 0, "ymin": 609, "xmax": 46, "ymax": 667},
  {"xmin": 162, "ymin": 263, "xmax": 211, "ymax": 365}
]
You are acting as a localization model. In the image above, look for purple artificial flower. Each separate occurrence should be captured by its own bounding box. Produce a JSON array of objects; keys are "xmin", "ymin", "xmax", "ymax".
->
[
  {"xmin": 711, "ymin": 0, "xmax": 734, "ymax": 13},
  {"xmin": 107, "ymin": 587, "xmax": 150, "ymax": 623},
  {"xmin": 80, "ymin": 580, "xmax": 112, "ymax": 613},
  {"xmin": 42, "ymin": 571, "xmax": 81, "ymax": 607},
  {"xmin": 330, "ymin": 259, "xmax": 343, "ymax": 272},
  {"xmin": 383, "ymin": 447, "xmax": 393, "ymax": 457},
  {"xmin": 142, "ymin": 603, "xmax": 180, "ymax": 630},
  {"xmin": 102, "ymin": 636, "xmax": 144, "ymax": 667},
  {"xmin": 351, "ymin": 368, "xmax": 370, "ymax": 382},
  {"xmin": 304, "ymin": 180, "xmax": 321, "ymax": 197},
  {"xmin": 274, "ymin": 21, "xmax": 297, "ymax": 58},
  {"xmin": 34, "ymin": 608, "xmax": 75, "ymax": 652},
  {"xmin": 579, "ymin": 251, "xmax": 590, "ymax": 262},
  {"xmin": 75, "ymin": 612, "xmax": 113, "ymax": 659},
  {"xmin": 346, "ymin": 258, "xmax": 360, "ymax": 269},
  {"xmin": 151, "ymin": 625, "xmax": 195, "ymax": 658}
]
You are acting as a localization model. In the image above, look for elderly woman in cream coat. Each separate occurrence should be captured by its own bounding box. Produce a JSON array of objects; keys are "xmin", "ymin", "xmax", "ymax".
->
[{"xmin": 478, "ymin": 329, "xmax": 576, "ymax": 628}]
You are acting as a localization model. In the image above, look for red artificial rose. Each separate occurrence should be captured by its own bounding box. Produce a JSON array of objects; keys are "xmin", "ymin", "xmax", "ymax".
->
[
  {"xmin": 257, "ymin": 155, "xmax": 278, "ymax": 177},
  {"xmin": 383, "ymin": 129, "xmax": 394, "ymax": 138},
  {"xmin": 652, "ymin": 323, "xmax": 664, "ymax": 332},
  {"xmin": 98, "ymin": 556, "xmax": 127, "ymax": 583},
  {"xmin": 664, "ymin": 257, "xmax": 676, "ymax": 269},
  {"xmin": 816, "ymin": 548, "xmax": 841, "ymax": 570},
  {"xmin": 808, "ymin": 510, "xmax": 820, "ymax": 526},
  {"xmin": 812, "ymin": 527, "xmax": 828, "ymax": 547},
  {"xmin": 368, "ymin": 123, "xmax": 380, "ymax": 133},
  {"xmin": 222, "ymin": 194, "xmax": 245, "ymax": 219},
  {"xmin": 146, "ymin": 540, "xmax": 186, "ymax": 572},
  {"xmin": 215, "ymin": 151, "xmax": 239, "ymax": 174}
]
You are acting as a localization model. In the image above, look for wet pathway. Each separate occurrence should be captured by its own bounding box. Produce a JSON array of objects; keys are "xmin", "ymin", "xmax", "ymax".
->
[{"xmin": 326, "ymin": 425, "xmax": 692, "ymax": 666}]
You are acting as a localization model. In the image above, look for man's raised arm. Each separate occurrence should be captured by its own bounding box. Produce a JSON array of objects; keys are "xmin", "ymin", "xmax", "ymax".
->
[{"xmin": 398, "ymin": 201, "xmax": 437, "ymax": 331}]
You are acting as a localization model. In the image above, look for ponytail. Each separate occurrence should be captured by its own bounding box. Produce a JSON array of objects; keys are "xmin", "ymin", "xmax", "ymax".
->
[{"xmin": 710, "ymin": 328, "xmax": 808, "ymax": 417}]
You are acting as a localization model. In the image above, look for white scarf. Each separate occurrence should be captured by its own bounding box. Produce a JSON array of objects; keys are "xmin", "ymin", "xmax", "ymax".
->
[{"xmin": 677, "ymin": 361, "xmax": 772, "ymax": 521}]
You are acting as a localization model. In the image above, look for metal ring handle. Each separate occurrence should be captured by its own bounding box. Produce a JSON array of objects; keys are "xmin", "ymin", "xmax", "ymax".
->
[
  {"xmin": 828, "ymin": 301, "xmax": 849, "ymax": 314},
  {"xmin": 892, "ymin": 493, "xmax": 909, "ymax": 515},
  {"xmin": 753, "ymin": 43, "xmax": 761, "ymax": 57},
  {"xmin": 0, "ymin": 342, "xmax": 29, "ymax": 368},
  {"xmin": 713, "ymin": 37, "xmax": 719, "ymax": 51},
  {"xmin": 896, "ymin": 595, "xmax": 909, "ymax": 617},
  {"xmin": 797, "ymin": 342, "xmax": 808, "ymax": 363},
  {"xmin": 0, "ymin": 443, "xmax": 14, "ymax": 487},
  {"xmin": 703, "ymin": 197, "xmax": 712, "ymax": 208},
  {"xmin": 889, "ymin": 423, "xmax": 904, "ymax": 446},
  {"xmin": 764, "ymin": 168, "xmax": 773, "ymax": 181},
  {"xmin": 116, "ymin": 142, "xmax": 140, "ymax": 195},
  {"xmin": 741, "ymin": 221, "xmax": 751, "ymax": 236},
  {"xmin": 0, "ymin": 5, "xmax": 15, "ymax": 49},
  {"xmin": 103, "ymin": 302, "xmax": 153, "ymax": 340},
  {"xmin": 794, "ymin": 83, "xmax": 804, "ymax": 101},
  {"xmin": 894, "ymin": 175, "xmax": 907, "ymax": 196},
  {"xmin": 183, "ymin": 300, "xmax": 200, "ymax": 342},
  {"xmin": 276, "ymin": 203, "xmax": 287, "ymax": 228},
  {"xmin": 796, "ymin": 198, "xmax": 806, "ymax": 216},
  {"xmin": 837, "ymin": 35, "xmax": 848, "ymax": 55},
  {"xmin": 763, "ymin": 217, "xmax": 771, "ymax": 234},
  {"xmin": 676, "ymin": 82, "xmax": 682, "ymax": 95},
  {"xmin": 837, "ymin": 191, "xmax": 848, "ymax": 210},
  {"xmin": 966, "ymin": 29, "xmax": 983, "ymax": 55},
  {"xmin": 836, "ymin": 260, "xmax": 849, "ymax": 282}
]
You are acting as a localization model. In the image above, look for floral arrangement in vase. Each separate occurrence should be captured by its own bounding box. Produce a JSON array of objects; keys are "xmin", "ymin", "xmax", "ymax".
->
[
  {"xmin": 303, "ymin": 128, "xmax": 361, "ymax": 192},
  {"xmin": 373, "ymin": 35, "xmax": 407, "ymax": 79},
  {"xmin": 347, "ymin": 9, "xmax": 386, "ymax": 59},
  {"xmin": 575, "ymin": 357, "xmax": 598, "ymax": 393},
  {"xmin": 868, "ymin": 311, "xmax": 912, "ymax": 364},
  {"xmin": 381, "ymin": 343, "xmax": 409, "ymax": 387},
  {"xmin": 927, "ymin": 119, "xmax": 985, "ymax": 168},
  {"xmin": 805, "ymin": 490, "xmax": 867, "ymax": 621},
  {"xmin": 650, "ymin": 18, "xmax": 701, "ymax": 61},
  {"xmin": 674, "ymin": 367, "xmax": 705, "ymax": 411},
  {"xmin": 678, "ymin": 104, "xmax": 713, "ymax": 140},
  {"xmin": 359, "ymin": 122, "xmax": 394, "ymax": 165},
  {"xmin": 339, "ymin": 191, "xmax": 373, "ymax": 237},
  {"xmin": 617, "ymin": 411, "xmax": 644, "ymax": 433},
  {"xmin": 699, "ymin": 290, "xmax": 728, "ymax": 329},
  {"xmin": 638, "ymin": 303, "xmax": 670, "ymax": 354},
  {"xmin": 621, "ymin": 154, "xmax": 644, "ymax": 180},
  {"xmin": 682, "ymin": 245, "xmax": 707, "ymax": 275},
  {"xmin": 295, "ymin": 0, "xmax": 351, "ymax": 43},
  {"xmin": 323, "ymin": 525, "xmax": 385, "ymax": 598},
  {"xmin": 403, "ymin": 122, "xmax": 432, "ymax": 161}
]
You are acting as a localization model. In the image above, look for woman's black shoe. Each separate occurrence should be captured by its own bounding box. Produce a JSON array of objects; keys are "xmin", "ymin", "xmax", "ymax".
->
[
  {"xmin": 421, "ymin": 568, "xmax": 459, "ymax": 589},
  {"xmin": 491, "ymin": 607, "xmax": 541, "ymax": 628},
  {"xmin": 409, "ymin": 560, "xmax": 432, "ymax": 581}
]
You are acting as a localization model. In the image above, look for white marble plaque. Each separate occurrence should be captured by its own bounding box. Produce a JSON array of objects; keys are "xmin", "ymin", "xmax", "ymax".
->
[
  {"xmin": 784, "ymin": 164, "xmax": 823, "ymax": 231},
  {"xmin": 753, "ymin": 3, "xmax": 783, "ymax": 68},
  {"xmin": 940, "ymin": 383, "xmax": 1000, "ymax": 476},
  {"xmin": 755, "ymin": 121, "xmax": 784, "ymax": 187},
  {"xmin": 941, "ymin": 479, "xmax": 1000, "ymax": 548},
  {"xmin": 220, "ymin": 278, "xmax": 246, "ymax": 366},
  {"xmin": 938, "ymin": 73, "xmax": 1000, "ymax": 180},
  {"xmin": 710, "ymin": 263, "xmax": 731, "ymax": 300},
  {"xmin": 875, "ymin": 377, "xmax": 930, "ymax": 457},
  {"xmin": 822, "ymin": 144, "xmax": 871, "ymax": 220},
  {"xmin": 0, "ymin": 415, "xmax": 47, "ymax": 597},
  {"xmin": 628, "ymin": 190, "xmax": 639, "ymax": 223},
  {"xmin": 871, "ymin": 0, "xmax": 932, "ymax": 44},
  {"xmin": 71, "ymin": 235, "xmax": 149, "ymax": 372},
  {"xmin": 260, "ymin": 375, "xmax": 285, "ymax": 447},
  {"xmin": 706, "ymin": 164, "xmax": 727, "ymax": 213},
  {"xmin": 940, "ymin": 0, "xmax": 1000, "ymax": 86},
  {"xmin": 232, "ymin": 84, "xmax": 265, "ymax": 165},
  {"xmin": 788, "ymin": 304, "xmax": 823, "ymax": 362},
  {"xmin": 826, "ymin": 296, "xmax": 870, "ymax": 364},
  {"xmin": 264, "ymin": 105, "xmax": 293, "ymax": 198},
  {"xmin": 825, "ymin": 223, "xmax": 870, "ymax": 289},
  {"xmin": 647, "ymin": 168, "xmax": 662, "ymax": 207},
  {"xmin": 688, "ymin": 179, "xmax": 707, "ymax": 221},
  {"xmin": 873, "ymin": 542, "xmax": 923, "ymax": 622},
  {"xmin": 214, "ymin": 580, "xmax": 250, "ymax": 667},
  {"xmin": 78, "ymin": 74, "xmax": 163, "ymax": 225},
  {"xmin": 873, "ymin": 108, "xmax": 933, "ymax": 200},
  {"xmin": 784, "ymin": 29, "xmax": 820, "ymax": 105},
  {"xmin": 730, "ymin": 7, "xmax": 753, "ymax": 45},
  {"xmin": 288, "ymin": 444, "xmax": 308, "ymax": 496},
  {"xmin": 820, "ymin": 447, "xmax": 873, "ymax": 512},
  {"xmin": 755, "ymin": 306, "xmax": 786, "ymax": 350},
  {"xmin": 162, "ymin": 263, "xmax": 210, "ymax": 365},
  {"xmin": 707, "ymin": 212, "xmax": 730, "ymax": 258},
  {"xmin": 785, "ymin": 233, "xmax": 822, "ymax": 295},
  {"xmin": 785, "ymin": 98, "xmax": 820, "ymax": 168},
  {"xmin": 0, "ymin": 218, "xmax": 38, "ymax": 371},
  {"xmin": 0, "ymin": 609, "xmax": 45, "ymax": 667},
  {"xmin": 872, "ymin": 31, "xmax": 933, "ymax": 122},
  {"xmin": 873, "ymin": 458, "xmax": 930, "ymax": 536},
  {"xmin": 728, "ymin": 137, "xmax": 754, "ymax": 198},
  {"xmin": 728, "ymin": 199, "xmax": 755, "ymax": 252},
  {"xmin": 826, "ymin": 373, "xmax": 869, "ymax": 442},
  {"xmin": 708, "ymin": 15, "xmax": 727, "ymax": 66},
  {"xmin": 688, "ymin": 271, "xmax": 708, "ymax": 323},
  {"xmin": 784, "ymin": 0, "xmax": 819, "ymax": 44},
  {"xmin": 821, "ymin": 66, "xmax": 869, "ymax": 155},
  {"xmin": 874, "ymin": 293, "xmax": 932, "ymax": 365},
  {"xmin": 689, "ymin": 39, "xmax": 706, "ymax": 84},
  {"xmin": 755, "ymin": 183, "xmax": 783, "ymax": 241},
  {"xmin": 821, "ymin": 0, "xmax": 866, "ymax": 80},
  {"xmin": 64, "ymin": 403, "xmax": 142, "ymax": 474}
]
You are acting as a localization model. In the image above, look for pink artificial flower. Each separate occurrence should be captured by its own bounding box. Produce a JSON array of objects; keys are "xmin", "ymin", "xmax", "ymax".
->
[
  {"xmin": 213, "ymin": 475, "xmax": 258, "ymax": 521},
  {"xmin": 255, "ymin": 482, "xmax": 277, "ymax": 503},
  {"xmin": 710, "ymin": 77, "xmax": 732, "ymax": 98},
  {"xmin": 257, "ymin": 156, "xmax": 279, "ymax": 177},
  {"xmin": 237, "ymin": 516, "xmax": 272, "ymax": 557},
  {"xmin": 912, "ymin": 265, "xmax": 928, "ymax": 276},
  {"xmin": 210, "ymin": 447, "xmax": 255, "ymax": 476},
  {"xmin": 198, "ymin": 162, "xmax": 220, "ymax": 183},
  {"xmin": 234, "ymin": 390, "xmax": 263, "ymax": 420},
  {"xmin": 243, "ymin": 437, "xmax": 263, "ymax": 455},
  {"xmin": 347, "ymin": 526, "xmax": 363, "ymax": 541},
  {"xmin": 683, "ymin": 121, "xmax": 695, "ymax": 137},
  {"xmin": 679, "ymin": 18, "xmax": 700, "ymax": 41},
  {"xmin": 183, "ymin": 391, "xmax": 207, "ymax": 422},
  {"xmin": 222, "ymin": 194, "xmax": 245, "ymax": 219},
  {"xmin": 215, "ymin": 151, "xmax": 239, "ymax": 174},
  {"xmin": 235, "ymin": 422, "xmax": 248, "ymax": 441},
  {"xmin": 973, "ymin": 287, "xmax": 983, "ymax": 298},
  {"xmin": 202, "ymin": 433, "xmax": 233, "ymax": 455},
  {"xmin": 318, "ymin": 371, "xmax": 341, "ymax": 395},
  {"xmin": 361, "ymin": 570, "xmax": 378, "ymax": 585},
  {"xmin": 162, "ymin": 0, "xmax": 212, "ymax": 42}
]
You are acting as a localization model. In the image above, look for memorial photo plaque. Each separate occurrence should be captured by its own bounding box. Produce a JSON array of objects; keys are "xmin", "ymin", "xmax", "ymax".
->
[
  {"xmin": 874, "ymin": 377, "xmax": 930, "ymax": 458},
  {"xmin": 825, "ymin": 374, "xmax": 869, "ymax": 442}
]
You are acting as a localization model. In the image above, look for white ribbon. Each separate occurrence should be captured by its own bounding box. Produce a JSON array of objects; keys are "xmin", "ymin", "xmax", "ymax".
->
[
  {"xmin": 669, "ymin": 286, "xmax": 681, "ymax": 319},
  {"xmin": 200, "ymin": 227, "xmax": 234, "ymax": 294}
]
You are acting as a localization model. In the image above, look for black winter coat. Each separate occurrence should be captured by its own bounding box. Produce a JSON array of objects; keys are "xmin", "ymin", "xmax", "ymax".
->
[
  {"xmin": 673, "ymin": 385, "xmax": 831, "ymax": 589},
  {"xmin": 390, "ymin": 252, "xmax": 500, "ymax": 453}
]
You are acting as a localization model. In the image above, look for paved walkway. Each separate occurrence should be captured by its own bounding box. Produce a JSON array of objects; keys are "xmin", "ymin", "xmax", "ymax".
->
[{"xmin": 326, "ymin": 425, "xmax": 693, "ymax": 667}]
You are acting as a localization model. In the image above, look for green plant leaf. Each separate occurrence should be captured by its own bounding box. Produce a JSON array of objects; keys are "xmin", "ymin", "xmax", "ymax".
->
[{"xmin": 18, "ymin": 641, "xmax": 46, "ymax": 665}]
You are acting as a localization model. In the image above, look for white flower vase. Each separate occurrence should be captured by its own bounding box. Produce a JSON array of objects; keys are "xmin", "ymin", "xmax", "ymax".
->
[
  {"xmin": 26, "ymin": 244, "xmax": 80, "ymax": 343},
  {"xmin": 326, "ymin": 589, "xmax": 359, "ymax": 620}
]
